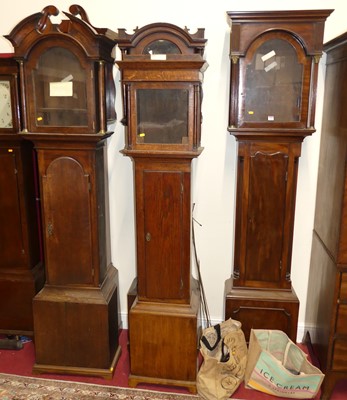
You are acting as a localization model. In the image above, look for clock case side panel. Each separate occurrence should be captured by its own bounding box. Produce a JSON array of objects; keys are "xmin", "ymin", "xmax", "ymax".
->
[
  {"xmin": 95, "ymin": 140, "xmax": 113, "ymax": 283},
  {"xmin": 306, "ymin": 31, "xmax": 347, "ymax": 399}
]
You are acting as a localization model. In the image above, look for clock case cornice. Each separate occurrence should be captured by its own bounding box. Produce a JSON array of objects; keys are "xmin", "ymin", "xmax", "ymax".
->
[
  {"xmin": 116, "ymin": 23, "xmax": 206, "ymax": 56},
  {"xmin": 5, "ymin": 5, "xmax": 117, "ymax": 62},
  {"xmin": 227, "ymin": 9, "xmax": 333, "ymax": 57}
]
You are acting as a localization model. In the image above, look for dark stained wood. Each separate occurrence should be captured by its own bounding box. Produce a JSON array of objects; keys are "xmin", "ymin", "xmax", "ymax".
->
[
  {"xmin": 42, "ymin": 155, "xmax": 93, "ymax": 286},
  {"xmin": 233, "ymin": 140, "xmax": 301, "ymax": 290},
  {"xmin": 0, "ymin": 57, "xmax": 44, "ymax": 335},
  {"xmin": 30, "ymin": 113, "xmax": 121, "ymax": 379},
  {"xmin": 306, "ymin": 30, "xmax": 347, "ymax": 400},
  {"xmin": 225, "ymin": 10, "xmax": 332, "ymax": 340},
  {"xmin": 246, "ymin": 149, "xmax": 288, "ymax": 285},
  {"xmin": 142, "ymin": 168, "xmax": 189, "ymax": 301},
  {"xmin": 116, "ymin": 23, "xmax": 207, "ymax": 392},
  {"xmin": 224, "ymin": 279, "xmax": 299, "ymax": 342},
  {"xmin": 6, "ymin": 5, "xmax": 117, "ymax": 135},
  {"xmin": 227, "ymin": 10, "xmax": 333, "ymax": 57},
  {"xmin": 132, "ymin": 158, "xmax": 192, "ymax": 303},
  {"xmin": 33, "ymin": 266, "xmax": 120, "ymax": 378},
  {"xmin": 227, "ymin": 10, "xmax": 332, "ymax": 133},
  {"xmin": 6, "ymin": 6, "xmax": 120, "ymax": 377}
]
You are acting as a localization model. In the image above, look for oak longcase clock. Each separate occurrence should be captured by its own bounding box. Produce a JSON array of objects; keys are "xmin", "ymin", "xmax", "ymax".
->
[
  {"xmin": 116, "ymin": 23, "xmax": 207, "ymax": 393},
  {"xmin": 6, "ymin": 5, "xmax": 120, "ymax": 377},
  {"xmin": 0, "ymin": 56, "xmax": 44, "ymax": 335},
  {"xmin": 225, "ymin": 10, "xmax": 332, "ymax": 342}
]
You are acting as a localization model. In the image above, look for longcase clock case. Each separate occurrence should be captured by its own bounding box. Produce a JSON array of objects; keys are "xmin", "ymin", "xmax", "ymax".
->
[
  {"xmin": 225, "ymin": 10, "xmax": 332, "ymax": 342},
  {"xmin": 6, "ymin": 5, "xmax": 120, "ymax": 377},
  {"xmin": 306, "ymin": 31, "xmax": 347, "ymax": 400},
  {"xmin": 0, "ymin": 56, "xmax": 44, "ymax": 336},
  {"xmin": 116, "ymin": 23, "xmax": 207, "ymax": 392}
]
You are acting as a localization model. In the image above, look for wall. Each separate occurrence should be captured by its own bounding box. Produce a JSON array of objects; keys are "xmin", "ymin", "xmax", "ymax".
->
[{"xmin": 1, "ymin": 0, "xmax": 346, "ymax": 341}]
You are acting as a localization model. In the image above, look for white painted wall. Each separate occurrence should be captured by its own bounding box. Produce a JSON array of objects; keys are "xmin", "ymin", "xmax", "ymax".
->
[{"xmin": 1, "ymin": 0, "xmax": 346, "ymax": 340}]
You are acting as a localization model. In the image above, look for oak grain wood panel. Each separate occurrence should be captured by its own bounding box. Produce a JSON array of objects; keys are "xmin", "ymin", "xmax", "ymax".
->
[
  {"xmin": 143, "ymin": 170, "xmax": 185, "ymax": 300},
  {"xmin": 42, "ymin": 156, "xmax": 93, "ymax": 286}
]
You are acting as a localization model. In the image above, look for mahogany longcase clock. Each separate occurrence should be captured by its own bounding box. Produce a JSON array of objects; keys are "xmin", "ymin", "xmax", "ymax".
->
[
  {"xmin": 6, "ymin": 5, "xmax": 120, "ymax": 377},
  {"xmin": 225, "ymin": 10, "xmax": 332, "ymax": 342},
  {"xmin": 116, "ymin": 23, "xmax": 207, "ymax": 392},
  {"xmin": 0, "ymin": 56, "xmax": 44, "ymax": 336}
]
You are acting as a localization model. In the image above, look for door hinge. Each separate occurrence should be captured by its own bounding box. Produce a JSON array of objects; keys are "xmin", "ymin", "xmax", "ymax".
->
[{"xmin": 233, "ymin": 268, "xmax": 240, "ymax": 279}]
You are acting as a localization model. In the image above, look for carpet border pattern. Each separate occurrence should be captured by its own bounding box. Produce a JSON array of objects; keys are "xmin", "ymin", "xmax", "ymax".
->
[{"xmin": 0, "ymin": 372, "xmax": 205, "ymax": 399}]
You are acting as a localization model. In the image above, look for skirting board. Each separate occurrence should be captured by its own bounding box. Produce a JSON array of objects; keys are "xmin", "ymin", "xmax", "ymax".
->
[{"xmin": 119, "ymin": 312, "xmax": 307, "ymax": 343}]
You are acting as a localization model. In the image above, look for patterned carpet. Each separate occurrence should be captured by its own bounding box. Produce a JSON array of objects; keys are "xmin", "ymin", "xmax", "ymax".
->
[{"xmin": 0, "ymin": 373, "xmax": 207, "ymax": 400}]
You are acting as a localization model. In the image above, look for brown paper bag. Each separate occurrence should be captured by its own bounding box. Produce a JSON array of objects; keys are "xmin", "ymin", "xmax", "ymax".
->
[{"xmin": 197, "ymin": 318, "xmax": 247, "ymax": 400}]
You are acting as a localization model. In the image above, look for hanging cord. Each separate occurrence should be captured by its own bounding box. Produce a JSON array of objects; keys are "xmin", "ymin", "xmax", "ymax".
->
[{"xmin": 192, "ymin": 203, "xmax": 211, "ymax": 329}]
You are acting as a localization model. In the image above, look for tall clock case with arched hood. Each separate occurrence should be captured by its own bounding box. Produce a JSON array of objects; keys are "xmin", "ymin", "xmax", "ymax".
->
[
  {"xmin": 225, "ymin": 10, "xmax": 332, "ymax": 342},
  {"xmin": 6, "ymin": 5, "xmax": 120, "ymax": 378},
  {"xmin": 116, "ymin": 22, "xmax": 207, "ymax": 392}
]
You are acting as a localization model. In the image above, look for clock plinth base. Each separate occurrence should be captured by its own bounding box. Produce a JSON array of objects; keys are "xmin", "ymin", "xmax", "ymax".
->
[
  {"xmin": 224, "ymin": 278, "xmax": 299, "ymax": 342},
  {"xmin": 128, "ymin": 374, "xmax": 197, "ymax": 395},
  {"xmin": 32, "ymin": 346, "xmax": 121, "ymax": 380},
  {"xmin": 0, "ymin": 262, "xmax": 45, "ymax": 335},
  {"xmin": 128, "ymin": 287, "xmax": 200, "ymax": 393},
  {"xmin": 33, "ymin": 265, "xmax": 121, "ymax": 377}
]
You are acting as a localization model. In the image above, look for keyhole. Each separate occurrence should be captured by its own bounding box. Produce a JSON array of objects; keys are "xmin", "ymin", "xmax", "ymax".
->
[
  {"xmin": 47, "ymin": 222, "xmax": 54, "ymax": 237},
  {"xmin": 145, "ymin": 232, "xmax": 151, "ymax": 242}
]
